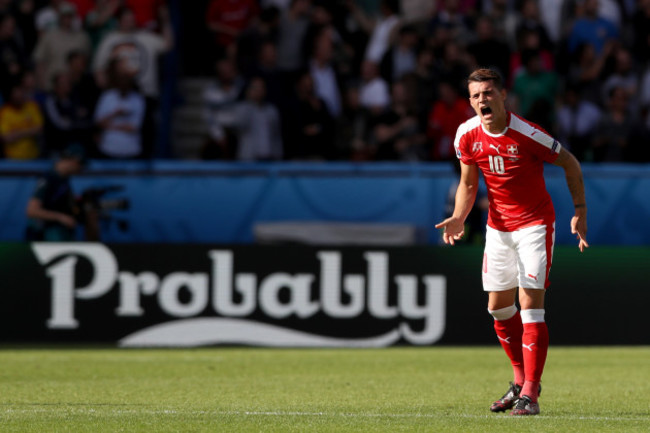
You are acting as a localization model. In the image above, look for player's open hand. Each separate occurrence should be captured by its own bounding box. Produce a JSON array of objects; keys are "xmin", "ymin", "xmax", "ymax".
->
[
  {"xmin": 571, "ymin": 213, "xmax": 589, "ymax": 252},
  {"xmin": 435, "ymin": 217, "xmax": 465, "ymax": 246}
]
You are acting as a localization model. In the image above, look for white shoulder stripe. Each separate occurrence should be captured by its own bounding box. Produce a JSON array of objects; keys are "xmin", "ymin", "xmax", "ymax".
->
[
  {"xmin": 509, "ymin": 114, "xmax": 559, "ymax": 151},
  {"xmin": 453, "ymin": 116, "xmax": 481, "ymax": 150}
]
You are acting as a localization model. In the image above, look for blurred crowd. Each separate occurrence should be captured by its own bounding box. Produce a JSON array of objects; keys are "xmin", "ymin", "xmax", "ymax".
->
[
  {"xmin": 0, "ymin": 0, "xmax": 172, "ymax": 160},
  {"xmin": 3, "ymin": 0, "xmax": 650, "ymax": 163},
  {"xmin": 203, "ymin": 0, "xmax": 650, "ymax": 163}
]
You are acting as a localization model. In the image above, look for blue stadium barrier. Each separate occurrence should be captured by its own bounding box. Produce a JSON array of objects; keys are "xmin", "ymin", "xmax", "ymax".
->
[{"xmin": 1, "ymin": 161, "xmax": 649, "ymax": 245}]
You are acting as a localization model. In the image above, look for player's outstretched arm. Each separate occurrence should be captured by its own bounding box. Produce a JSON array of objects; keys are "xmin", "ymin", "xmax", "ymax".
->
[
  {"xmin": 435, "ymin": 162, "xmax": 479, "ymax": 245},
  {"xmin": 553, "ymin": 148, "xmax": 589, "ymax": 252}
]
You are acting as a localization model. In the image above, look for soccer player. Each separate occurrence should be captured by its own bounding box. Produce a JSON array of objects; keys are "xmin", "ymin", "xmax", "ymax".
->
[{"xmin": 436, "ymin": 68, "xmax": 588, "ymax": 416}]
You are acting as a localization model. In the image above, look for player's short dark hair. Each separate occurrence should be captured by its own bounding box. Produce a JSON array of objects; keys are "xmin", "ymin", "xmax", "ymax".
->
[{"xmin": 467, "ymin": 68, "xmax": 504, "ymax": 90}]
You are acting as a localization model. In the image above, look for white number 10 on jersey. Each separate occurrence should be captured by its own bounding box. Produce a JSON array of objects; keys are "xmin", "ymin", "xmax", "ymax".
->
[{"xmin": 488, "ymin": 155, "xmax": 505, "ymax": 174}]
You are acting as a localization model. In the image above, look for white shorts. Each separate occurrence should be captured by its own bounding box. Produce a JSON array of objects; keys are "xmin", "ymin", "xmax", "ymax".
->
[{"xmin": 482, "ymin": 223, "xmax": 555, "ymax": 291}]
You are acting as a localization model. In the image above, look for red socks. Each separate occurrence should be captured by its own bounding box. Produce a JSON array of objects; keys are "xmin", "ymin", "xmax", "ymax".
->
[
  {"xmin": 492, "ymin": 308, "xmax": 549, "ymax": 403},
  {"xmin": 494, "ymin": 311, "xmax": 525, "ymax": 387},
  {"xmin": 520, "ymin": 321, "xmax": 549, "ymax": 402}
]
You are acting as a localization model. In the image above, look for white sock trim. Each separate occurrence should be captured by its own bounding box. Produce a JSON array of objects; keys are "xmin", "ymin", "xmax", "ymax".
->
[
  {"xmin": 521, "ymin": 309, "xmax": 545, "ymax": 324},
  {"xmin": 488, "ymin": 304, "xmax": 518, "ymax": 321}
]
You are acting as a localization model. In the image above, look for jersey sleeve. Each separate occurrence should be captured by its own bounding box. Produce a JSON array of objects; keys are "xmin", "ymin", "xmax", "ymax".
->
[
  {"xmin": 453, "ymin": 121, "xmax": 475, "ymax": 165},
  {"xmin": 511, "ymin": 115, "xmax": 562, "ymax": 163},
  {"xmin": 528, "ymin": 130, "xmax": 562, "ymax": 163}
]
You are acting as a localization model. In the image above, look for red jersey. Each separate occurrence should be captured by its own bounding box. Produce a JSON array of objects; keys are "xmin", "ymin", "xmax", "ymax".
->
[
  {"xmin": 207, "ymin": 0, "xmax": 259, "ymax": 47},
  {"xmin": 124, "ymin": 0, "xmax": 166, "ymax": 29},
  {"xmin": 454, "ymin": 112, "xmax": 561, "ymax": 232}
]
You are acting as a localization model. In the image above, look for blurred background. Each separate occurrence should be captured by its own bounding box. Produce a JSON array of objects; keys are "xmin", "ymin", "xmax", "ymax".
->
[
  {"xmin": 0, "ymin": 0, "xmax": 649, "ymax": 346},
  {"xmin": 0, "ymin": 0, "xmax": 648, "ymax": 245}
]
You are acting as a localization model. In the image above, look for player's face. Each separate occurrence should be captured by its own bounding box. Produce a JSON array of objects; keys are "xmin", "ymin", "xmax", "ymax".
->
[{"xmin": 468, "ymin": 81, "xmax": 507, "ymax": 130}]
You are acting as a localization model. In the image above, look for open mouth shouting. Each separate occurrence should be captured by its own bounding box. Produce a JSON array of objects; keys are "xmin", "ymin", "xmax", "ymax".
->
[{"xmin": 481, "ymin": 106, "xmax": 493, "ymax": 118}]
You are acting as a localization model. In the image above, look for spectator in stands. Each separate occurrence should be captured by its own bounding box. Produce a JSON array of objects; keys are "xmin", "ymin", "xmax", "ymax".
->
[
  {"xmin": 601, "ymin": 46, "xmax": 639, "ymax": 111},
  {"xmin": 66, "ymin": 0, "xmax": 94, "ymax": 20},
  {"xmin": 232, "ymin": 76, "xmax": 283, "ymax": 161},
  {"xmin": 35, "ymin": 0, "xmax": 75, "ymax": 35},
  {"xmin": 0, "ymin": 79, "xmax": 44, "ymax": 159},
  {"xmin": 201, "ymin": 58, "xmax": 244, "ymax": 160},
  {"xmin": 275, "ymin": 0, "xmax": 310, "ymax": 83},
  {"xmin": 467, "ymin": 16, "xmax": 511, "ymax": 84},
  {"xmin": 123, "ymin": 0, "xmax": 166, "ymax": 30},
  {"xmin": 13, "ymin": 0, "xmax": 39, "ymax": 57},
  {"xmin": 20, "ymin": 68, "xmax": 46, "ymax": 106},
  {"xmin": 32, "ymin": 2, "xmax": 91, "ymax": 91},
  {"xmin": 0, "ymin": 13, "xmax": 27, "ymax": 96},
  {"xmin": 359, "ymin": 60, "xmax": 390, "ymax": 112},
  {"xmin": 592, "ymin": 86, "xmax": 641, "ymax": 162},
  {"xmin": 347, "ymin": 0, "xmax": 401, "ymax": 63},
  {"xmin": 537, "ymin": 0, "xmax": 574, "ymax": 46},
  {"xmin": 249, "ymin": 40, "xmax": 284, "ymax": 109},
  {"xmin": 84, "ymin": 0, "xmax": 121, "ymax": 51},
  {"xmin": 515, "ymin": 0, "xmax": 553, "ymax": 51},
  {"xmin": 372, "ymin": 79, "xmax": 425, "ymax": 161},
  {"xmin": 410, "ymin": 47, "xmax": 439, "ymax": 130},
  {"xmin": 433, "ymin": 40, "xmax": 471, "ymax": 92},
  {"xmin": 43, "ymin": 71, "xmax": 93, "ymax": 155},
  {"xmin": 379, "ymin": 24, "xmax": 419, "ymax": 83},
  {"xmin": 92, "ymin": 5, "xmax": 173, "ymax": 156},
  {"xmin": 509, "ymin": 29, "xmax": 554, "ymax": 86},
  {"xmin": 93, "ymin": 57, "xmax": 145, "ymax": 159},
  {"xmin": 594, "ymin": 0, "xmax": 623, "ymax": 28},
  {"xmin": 237, "ymin": 6, "xmax": 280, "ymax": 79},
  {"xmin": 92, "ymin": 6, "xmax": 173, "ymax": 100},
  {"xmin": 283, "ymin": 71, "xmax": 335, "ymax": 160},
  {"xmin": 206, "ymin": 0, "xmax": 259, "ymax": 61},
  {"xmin": 401, "ymin": 0, "xmax": 435, "ymax": 27},
  {"xmin": 567, "ymin": 41, "xmax": 613, "ymax": 106},
  {"xmin": 426, "ymin": 80, "xmax": 474, "ymax": 161},
  {"xmin": 305, "ymin": 5, "xmax": 355, "ymax": 83},
  {"xmin": 637, "ymin": 59, "xmax": 650, "ymax": 131},
  {"xmin": 66, "ymin": 50, "xmax": 99, "ymax": 122},
  {"xmin": 336, "ymin": 83, "xmax": 372, "ymax": 160},
  {"xmin": 309, "ymin": 31, "xmax": 342, "ymax": 118},
  {"xmin": 483, "ymin": 0, "xmax": 519, "ymax": 45},
  {"xmin": 567, "ymin": 0, "xmax": 618, "ymax": 55},
  {"xmin": 556, "ymin": 84, "xmax": 602, "ymax": 161},
  {"xmin": 429, "ymin": 0, "xmax": 473, "ymax": 46},
  {"xmin": 511, "ymin": 48, "xmax": 558, "ymax": 131}
]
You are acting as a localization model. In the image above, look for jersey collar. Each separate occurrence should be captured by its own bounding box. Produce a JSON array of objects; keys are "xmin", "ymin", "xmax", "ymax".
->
[{"xmin": 480, "ymin": 112, "xmax": 510, "ymax": 137}]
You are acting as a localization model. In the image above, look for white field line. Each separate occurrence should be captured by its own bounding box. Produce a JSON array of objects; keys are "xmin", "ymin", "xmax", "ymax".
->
[{"xmin": 0, "ymin": 407, "xmax": 648, "ymax": 422}]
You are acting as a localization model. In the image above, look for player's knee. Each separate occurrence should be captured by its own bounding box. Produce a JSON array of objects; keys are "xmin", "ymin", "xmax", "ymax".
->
[{"xmin": 488, "ymin": 304, "xmax": 518, "ymax": 321}]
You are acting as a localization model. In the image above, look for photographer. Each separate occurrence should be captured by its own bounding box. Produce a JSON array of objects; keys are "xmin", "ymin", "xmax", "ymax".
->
[{"xmin": 25, "ymin": 144, "xmax": 99, "ymax": 241}]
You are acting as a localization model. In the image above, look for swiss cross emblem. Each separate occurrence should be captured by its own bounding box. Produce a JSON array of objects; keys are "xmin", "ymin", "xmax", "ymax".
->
[
  {"xmin": 472, "ymin": 142, "xmax": 482, "ymax": 152},
  {"xmin": 507, "ymin": 144, "xmax": 518, "ymax": 155}
]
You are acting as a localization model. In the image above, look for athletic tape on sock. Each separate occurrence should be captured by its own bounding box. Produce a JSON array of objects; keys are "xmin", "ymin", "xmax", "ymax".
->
[{"xmin": 488, "ymin": 304, "xmax": 518, "ymax": 321}]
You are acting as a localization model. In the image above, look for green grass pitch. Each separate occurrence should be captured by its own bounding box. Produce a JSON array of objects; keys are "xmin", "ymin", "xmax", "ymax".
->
[{"xmin": 1, "ymin": 346, "xmax": 648, "ymax": 432}]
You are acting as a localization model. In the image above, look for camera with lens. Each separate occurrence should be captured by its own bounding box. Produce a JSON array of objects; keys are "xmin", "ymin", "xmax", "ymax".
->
[{"xmin": 77, "ymin": 185, "xmax": 130, "ymax": 232}]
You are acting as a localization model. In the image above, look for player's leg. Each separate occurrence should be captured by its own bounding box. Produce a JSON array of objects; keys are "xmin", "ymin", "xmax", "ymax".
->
[
  {"xmin": 510, "ymin": 288, "xmax": 546, "ymax": 415},
  {"xmin": 483, "ymin": 227, "xmax": 522, "ymax": 412},
  {"xmin": 511, "ymin": 224, "xmax": 554, "ymax": 415},
  {"xmin": 487, "ymin": 288, "xmax": 524, "ymax": 412}
]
